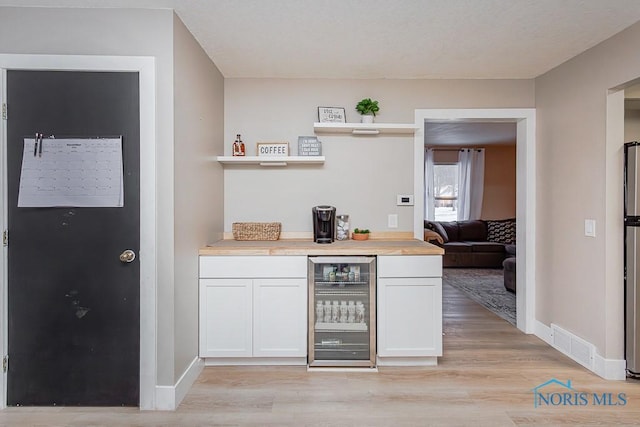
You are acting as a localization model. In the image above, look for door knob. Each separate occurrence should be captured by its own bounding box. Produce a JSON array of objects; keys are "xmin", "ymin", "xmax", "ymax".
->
[{"xmin": 119, "ymin": 249, "xmax": 136, "ymax": 263}]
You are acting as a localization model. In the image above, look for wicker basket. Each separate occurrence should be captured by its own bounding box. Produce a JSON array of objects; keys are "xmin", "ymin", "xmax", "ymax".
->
[{"xmin": 232, "ymin": 222, "xmax": 281, "ymax": 241}]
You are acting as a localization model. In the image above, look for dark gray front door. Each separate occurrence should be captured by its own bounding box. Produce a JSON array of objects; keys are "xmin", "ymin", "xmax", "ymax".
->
[{"xmin": 6, "ymin": 70, "xmax": 140, "ymax": 406}]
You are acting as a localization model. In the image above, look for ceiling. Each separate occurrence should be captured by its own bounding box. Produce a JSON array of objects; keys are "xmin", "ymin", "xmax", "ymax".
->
[
  {"xmin": 2, "ymin": 0, "xmax": 640, "ymax": 79},
  {"xmin": 426, "ymin": 122, "xmax": 516, "ymax": 147},
  {"xmin": 2, "ymin": 1, "xmax": 637, "ymax": 147}
]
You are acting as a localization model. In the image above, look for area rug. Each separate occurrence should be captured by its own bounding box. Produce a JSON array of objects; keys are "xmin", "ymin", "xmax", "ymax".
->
[{"xmin": 442, "ymin": 268, "xmax": 516, "ymax": 326}]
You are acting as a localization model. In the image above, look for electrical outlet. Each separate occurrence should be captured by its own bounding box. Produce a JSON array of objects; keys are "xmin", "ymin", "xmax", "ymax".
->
[{"xmin": 388, "ymin": 214, "xmax": 398, "ymax": 228}]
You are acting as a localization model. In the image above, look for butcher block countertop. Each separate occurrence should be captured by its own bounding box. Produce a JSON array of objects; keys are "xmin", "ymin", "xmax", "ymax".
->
[{"xmin": 199, "ymin": 239, "xmax": 444, "ymax": 256}]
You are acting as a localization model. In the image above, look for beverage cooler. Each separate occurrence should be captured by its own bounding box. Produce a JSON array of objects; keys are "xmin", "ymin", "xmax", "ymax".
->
[{"xmin": 308, "ymin": 256, "xmax": 376, "ymax": 367}]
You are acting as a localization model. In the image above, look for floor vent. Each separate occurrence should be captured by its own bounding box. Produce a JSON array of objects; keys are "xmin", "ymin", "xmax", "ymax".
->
[{"xmin": 551, "ymin": 323, "xmax": 594, "ymax": 370}]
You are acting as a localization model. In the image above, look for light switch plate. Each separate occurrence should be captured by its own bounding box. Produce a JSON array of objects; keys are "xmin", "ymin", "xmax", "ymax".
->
[
  {"xmin": 388, "ymin": 214, "xmax": 398, "ymax": 228},
  {"xmin": 585, "ymin": 219, "xmax": 596, "ymax": 237}
]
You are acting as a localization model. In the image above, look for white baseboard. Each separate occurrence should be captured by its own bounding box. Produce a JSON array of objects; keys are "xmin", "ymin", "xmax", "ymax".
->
[
  {"xmin": 155, "ymin": 356, "xmax": 204, "ymax": 410},
  {"xmin": 593, "ymin": 353, "xmax": 627, "ymax": 380},
  {"xmin": 534, "ymin": 320, "xmax": 625, "ymax": 380},
  {"xmin": 534, "ymin": 320, "xmax": 552, "ymax": 345},
  {"xmin": 376, "ymin": 356, "xmax": 438, "ymax": 366},
  {"xmin": 203, "ymin": 357, "xmax": 307, "ymax": 366},
  {"xmin": 154, "ymin": 386, "xmax": 174, "ymax": 411}
]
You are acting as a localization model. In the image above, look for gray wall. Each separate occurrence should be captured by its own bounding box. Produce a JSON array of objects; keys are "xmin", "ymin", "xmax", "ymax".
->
[
  {"xmin": 172, "ymin": 14, "xmax": 224, "ymax": 382},
  {"xmin": 535, "ymin": 20, "xmax": 640, "ymax": 359},
  {"xmin": 223, "ymin": 78, "xmax": 534, "ymax": 233}
]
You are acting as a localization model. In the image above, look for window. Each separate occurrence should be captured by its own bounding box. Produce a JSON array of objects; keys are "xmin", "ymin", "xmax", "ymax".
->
[{"xmin": 433, "ymin": 163, "xmax": 459, "ymax": 221}]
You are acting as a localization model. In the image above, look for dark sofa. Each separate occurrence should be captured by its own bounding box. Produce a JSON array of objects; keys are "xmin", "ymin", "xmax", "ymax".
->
[{"xmin": 425, "ymin": 219, "xmax": 515, "ymax": 268}]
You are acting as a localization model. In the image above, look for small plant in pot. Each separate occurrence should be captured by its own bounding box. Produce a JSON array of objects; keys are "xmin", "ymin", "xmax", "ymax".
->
[
  {"xmin": 355, "ymin": 98, "xmax": 379, "ymax": 123},
  {"xmin": 352, "ymin": 228, "xmax": 370, "ymax": 240}
]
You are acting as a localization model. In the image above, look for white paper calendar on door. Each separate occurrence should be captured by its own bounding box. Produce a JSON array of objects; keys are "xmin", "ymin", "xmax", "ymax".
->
[{"xmin": 17, "ymin": 137, "xmax": 124, "ymax": 208}]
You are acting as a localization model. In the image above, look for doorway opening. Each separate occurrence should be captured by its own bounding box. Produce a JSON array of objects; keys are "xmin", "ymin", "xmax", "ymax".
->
[{"xmin": 413, "ymin": 109, "xmax": 536, "ymax": 333}]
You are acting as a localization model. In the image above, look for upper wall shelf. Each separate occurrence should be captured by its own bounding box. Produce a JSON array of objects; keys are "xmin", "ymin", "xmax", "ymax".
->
[
  {"xmin": 216, "ymin": 156, "xmax": 325, "ymax": 167},
  {"xmin": 313, "ymin": 122, "xmax": 419, "ymax": 135}
]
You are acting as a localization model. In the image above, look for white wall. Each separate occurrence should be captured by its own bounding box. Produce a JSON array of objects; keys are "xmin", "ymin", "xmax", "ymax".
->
[
  {"xmin": 535, "ymin": 20, "xmax": 640, "ymax": 360},
  {"xmin": 224, "ymin": 79, "xmax": 534, "ymax": 233},
  {"xmin": 172, "ymin": 14, "xmax": 224, "ymax": 382}
]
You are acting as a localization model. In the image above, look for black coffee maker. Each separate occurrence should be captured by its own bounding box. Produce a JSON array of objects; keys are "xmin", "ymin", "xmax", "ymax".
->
[{"xmin": 312, "ymin": 205, "xmax": 336, "ymax": 244}]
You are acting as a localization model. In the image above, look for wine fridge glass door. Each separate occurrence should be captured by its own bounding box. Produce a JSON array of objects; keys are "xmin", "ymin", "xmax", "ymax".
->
[{"xmin": 308, "ymin": 256, "xmax": 376, "ymax": 367}]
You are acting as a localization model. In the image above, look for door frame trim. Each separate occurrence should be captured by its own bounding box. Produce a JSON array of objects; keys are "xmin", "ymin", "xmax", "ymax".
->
[
  {"xmin": 414, "ymin": 108, "xmax": 536, "ymax": 333},
  {"xmin": 0, "ymin": 54, "xmax": 157, "ymax": 409}
]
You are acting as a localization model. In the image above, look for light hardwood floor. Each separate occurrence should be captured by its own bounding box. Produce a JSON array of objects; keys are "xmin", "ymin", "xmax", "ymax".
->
[{"xmin": 1, "ymin": 284, "xmax": 639, "ymax": 426}]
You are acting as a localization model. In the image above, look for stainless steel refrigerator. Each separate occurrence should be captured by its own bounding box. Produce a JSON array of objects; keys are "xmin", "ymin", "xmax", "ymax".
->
[{"xmin": 624, "ymin": 141, "xmax": 640, "ymax": 377}]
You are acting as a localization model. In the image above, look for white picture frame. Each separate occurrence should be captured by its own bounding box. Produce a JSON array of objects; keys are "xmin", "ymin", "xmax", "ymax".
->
[
  {"xmin": 256, "ymin": 142, "xmax": 289, "ymax": 156},
  {"xmin": 318, "ymin": 107, "xmax": 346, "ymax": 123}
]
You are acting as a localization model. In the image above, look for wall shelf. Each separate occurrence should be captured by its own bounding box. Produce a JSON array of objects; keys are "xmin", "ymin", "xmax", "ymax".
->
[
  {"xmin": 313, "ymin": 122, "xmax": 419, "ymax": 135},
  {"xmin": 216, "ymin": 156, "xmax": 325, "ymax": 166}
]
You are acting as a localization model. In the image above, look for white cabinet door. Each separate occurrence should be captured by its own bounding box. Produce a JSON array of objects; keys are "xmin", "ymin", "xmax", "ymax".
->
[
  {"xmin": 199, "ymin": 278, "xmax": 253, "ymax": 357},
  {"xmin": 199, "ymin": 256, "xmax": 308, "ymax": 362},
  {"xmin": 377, "ymin": 277, "xmax": 442, "ymax": 357},
  {"xmin": 253, "ymin": 279, "xmax": 307, "ymax": 357}
]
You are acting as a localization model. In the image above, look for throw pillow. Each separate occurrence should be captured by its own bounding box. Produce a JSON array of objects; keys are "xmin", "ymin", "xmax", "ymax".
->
[
  {"xmin": 486, "ymin": 219, "xmax": 516, "ymax": 244},
  {"xmin": 425, "ymin": 220, "xmax": 449, "ymax": 243},
  {"xmin": 457, "ymin": 220, "xmax": 487, "ymax": 241},
  {"xmin": 439, "ymin": 221, "xmax": 459, "ymax": 242}
]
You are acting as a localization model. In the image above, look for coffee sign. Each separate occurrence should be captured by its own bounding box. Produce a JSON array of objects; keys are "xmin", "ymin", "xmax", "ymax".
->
[{"xmin": 256, "ymin": 142, "xmax": 289, "ymax": 156}]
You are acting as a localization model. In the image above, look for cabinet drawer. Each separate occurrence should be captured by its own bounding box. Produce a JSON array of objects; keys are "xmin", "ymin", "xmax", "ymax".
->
[
  {"xmin": 200, "ymin": 256, "xmax": 307, "ymax": 278},
  {"xmin": 377, "ymin": 255, "xmax": 442, "ymax": 278}
]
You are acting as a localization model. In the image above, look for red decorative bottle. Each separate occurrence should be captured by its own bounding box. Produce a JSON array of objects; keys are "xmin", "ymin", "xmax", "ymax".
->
[{"xmin": 232, "ymin": 134, "xmax": 245, "ymax": 156}]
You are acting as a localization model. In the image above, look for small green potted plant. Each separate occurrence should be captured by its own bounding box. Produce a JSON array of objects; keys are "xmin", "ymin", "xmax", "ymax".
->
[
  {"xmin": 352, "ymin": 228, "xmax": 371, "ymax": 241},
  {"xmin": 355, "ymin": 98, "xmax": 379, "ymax": 123}
]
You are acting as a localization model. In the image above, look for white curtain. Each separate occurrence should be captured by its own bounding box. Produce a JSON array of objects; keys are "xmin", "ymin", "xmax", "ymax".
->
[
  {"xmin": 457, "ymin": 148, "xmax": 485, "ymax": 220},
  {"xmin": 424, "ymin": 148, "xmax": 435, "ymax": 220}
]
